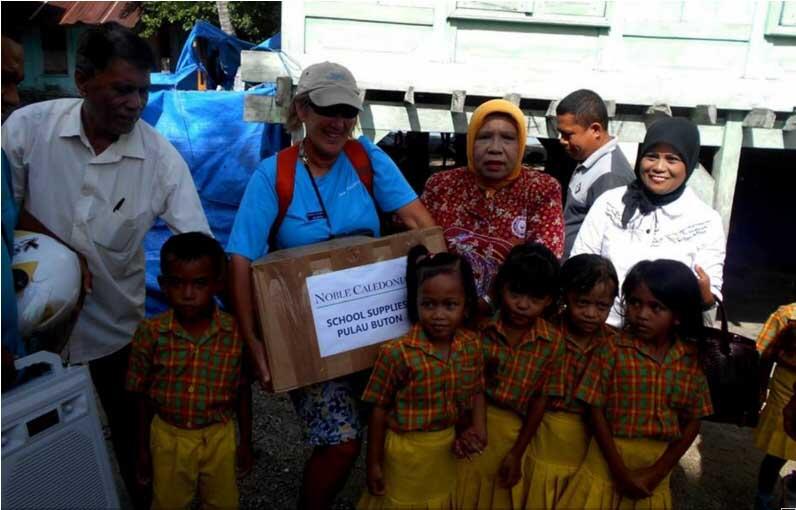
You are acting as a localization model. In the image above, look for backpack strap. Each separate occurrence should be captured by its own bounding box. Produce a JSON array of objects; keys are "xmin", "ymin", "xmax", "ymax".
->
[
  {"xmin": 267, "ymin": 140, "xmax": 375, "ymax": 250},
  {"xmin": 268, "ymin": 144, "xmax": 299, "ymax": 250}
]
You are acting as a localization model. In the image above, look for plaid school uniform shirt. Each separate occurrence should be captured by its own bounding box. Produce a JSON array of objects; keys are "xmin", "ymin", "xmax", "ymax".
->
[
  {"xmin": 575, "ymin": 332, "xmax": 713, "ymax": 441},
  {"xmin": 361, "ymin": 324, "xmax": 484, "ymax": 432},
  {"xmin": 480, "ymin": 315, "xmax": 564, "ymax": 416},
  {"xmin": 544, "ymin": 320, "xmax": 617, "ymax": 414},
  {"xmin": 756, "ymin": 303, "xmax": 796, "ymax": 365},
  {"xmin": 126, "ymin": 308, "xmax": 243, "ymax": 429}
]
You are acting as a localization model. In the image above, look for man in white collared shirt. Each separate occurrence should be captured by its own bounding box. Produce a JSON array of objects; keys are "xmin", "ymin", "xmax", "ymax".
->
[
  {"xmin": 2, "ymin": 23, "xmax": 209, "ymax": 507},
  {"xmin": 556, "ymin": 89, "xmax": 634, "ymax": 258}
]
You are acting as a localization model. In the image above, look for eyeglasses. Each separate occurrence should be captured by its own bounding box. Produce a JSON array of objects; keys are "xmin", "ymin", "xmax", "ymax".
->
[{"xmin": 308, "ymin": 100, "xmax": 359, "ymax": 119}]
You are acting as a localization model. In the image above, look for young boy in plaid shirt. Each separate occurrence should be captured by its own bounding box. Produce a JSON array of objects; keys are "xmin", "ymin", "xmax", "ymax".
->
[{"xmin": 126, "ymin": 232, "xmax": 244, "ymax": 509}]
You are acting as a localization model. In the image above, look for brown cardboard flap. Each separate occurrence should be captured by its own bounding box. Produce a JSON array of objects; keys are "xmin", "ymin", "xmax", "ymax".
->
[{"xmin": 251, "ymin": 227, "xmax": 446, "ymax": 392}]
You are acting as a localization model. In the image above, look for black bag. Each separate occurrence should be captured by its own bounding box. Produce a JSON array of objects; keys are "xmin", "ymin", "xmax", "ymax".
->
[{"xmin": 699, "ymin": 298, "xmax": 766, "ymax": 427}]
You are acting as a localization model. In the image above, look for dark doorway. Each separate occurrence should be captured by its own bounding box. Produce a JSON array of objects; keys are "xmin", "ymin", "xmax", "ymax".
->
[{"xmin": 723, "ymin": 148, "xmax": 796, "ymax": 324}]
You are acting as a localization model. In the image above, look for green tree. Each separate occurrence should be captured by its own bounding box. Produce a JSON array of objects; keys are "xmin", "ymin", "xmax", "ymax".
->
[{"xmin": 139, "ymin": 1, "xmax": 280, "ymax": 43}]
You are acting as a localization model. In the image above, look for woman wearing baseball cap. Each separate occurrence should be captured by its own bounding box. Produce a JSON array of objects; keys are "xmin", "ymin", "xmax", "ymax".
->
[{"xmin": 227, "ymin": 61, "xmax": 434, "ymax": 509}]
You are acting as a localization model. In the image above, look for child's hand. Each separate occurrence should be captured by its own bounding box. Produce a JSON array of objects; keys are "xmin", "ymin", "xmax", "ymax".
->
[
  {"xmin": 497, "ymin": 450, "xmax": 522, "ymax": 488},
  {"xmin": 456, "ymin": 425, "xmax": 487, "ymax": 458},
  {"xmin": 136, "ymin": 448, "xmax": 152, "ymax": 488},
  {"xmin": 248, "ymin": 340, "xmax": 271, "ymax": 387},
  {"xmin": 452, "ymin": 437, "xmax": 467, "ymax": 459},
  {"xmin": 694, "ymin": 265, "xmax": 713, "ymax": 307},
  {"xmin": 237, "ymin": 443, "xmax": 255, "ymax": 480},
  {"xmin": 631, "ymin": 465, "xmax": 667, "ymax": 494},
  {"xmin": 367, "ymin": 462, "xmax": 387, "ymax": 496},
  {"xmin": 617, "ymin": 470, "xmax": 652, "ymax": 500}
]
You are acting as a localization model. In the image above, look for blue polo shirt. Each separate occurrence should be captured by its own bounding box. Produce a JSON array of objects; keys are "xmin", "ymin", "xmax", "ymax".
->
[{"xmin": 227, "ymin": 136, "xmax": 417, "ymax": 260}]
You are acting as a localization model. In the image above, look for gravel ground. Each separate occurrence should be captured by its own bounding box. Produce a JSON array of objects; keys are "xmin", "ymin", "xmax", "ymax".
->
[{"xmin": 236, "ymin": 388, "xmax": 795, "ymax": 510}]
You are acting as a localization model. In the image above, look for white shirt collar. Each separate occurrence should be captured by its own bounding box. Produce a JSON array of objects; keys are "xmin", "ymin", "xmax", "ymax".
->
[
  {"xmin": 58, "ymin": 99, "xmax": 146, "ymax": 161},
  {"xmin": 575, "ymin": 137, "xmax": 618, "ymax": 173}
]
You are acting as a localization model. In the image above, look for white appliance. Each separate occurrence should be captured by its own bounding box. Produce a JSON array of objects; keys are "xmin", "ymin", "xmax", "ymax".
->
[{"xmin": 2, "ymin": 351, "xmax": 120, "ymax": 509}]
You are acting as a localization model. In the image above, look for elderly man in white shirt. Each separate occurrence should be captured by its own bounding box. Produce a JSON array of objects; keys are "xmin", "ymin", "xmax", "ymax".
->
[{"xmin": 2, "ymin": 22, "xmax": 209, "ymax": 507}]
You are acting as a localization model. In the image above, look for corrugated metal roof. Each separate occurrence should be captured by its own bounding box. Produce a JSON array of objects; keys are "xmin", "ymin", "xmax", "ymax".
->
[{"xmin": 50, "ymin": 1, "xmax": 141, "ymax": 28}]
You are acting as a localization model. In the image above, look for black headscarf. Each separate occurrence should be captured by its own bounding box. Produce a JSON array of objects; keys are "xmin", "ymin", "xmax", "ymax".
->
[{"xmin": 621, "ymin": 117, "xmax": 701, "ymax": 227}]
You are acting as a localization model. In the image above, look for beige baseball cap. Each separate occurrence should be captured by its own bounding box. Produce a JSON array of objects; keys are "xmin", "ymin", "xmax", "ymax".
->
[{"xmin": 296, "ymin": 62, "xmax": 362, "ymax": 111}]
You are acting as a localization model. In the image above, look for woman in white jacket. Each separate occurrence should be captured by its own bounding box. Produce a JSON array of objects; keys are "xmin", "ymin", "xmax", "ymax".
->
[{"xmin": 571, "ymin": 116, "xmax": 725, "ymax": 327}]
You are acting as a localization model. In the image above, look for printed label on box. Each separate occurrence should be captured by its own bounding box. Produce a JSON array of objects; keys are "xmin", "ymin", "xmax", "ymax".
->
[{"xmin": 306, "ymin": 257, "xmax": 410, "ymax": 357}]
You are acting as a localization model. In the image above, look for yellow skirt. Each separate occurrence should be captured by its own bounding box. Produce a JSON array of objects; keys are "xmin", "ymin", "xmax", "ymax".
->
[
  {"xmin": 556, "ymin": 437, "xmax": 671, "ymax": 510},
  {"xmin": 456, "ymin": 404, "xmax": 526, "ymax": 510},
  {"xmin": 358, "ymin": 427, "xmax": 456, "ymax": 510},
  {"xmin": 755, "ymin": 364, "xmax": 796, "ymax": 460},
  {"xmin": 523, "ymin": 411, "xmax": 589, "ymax": 509}
]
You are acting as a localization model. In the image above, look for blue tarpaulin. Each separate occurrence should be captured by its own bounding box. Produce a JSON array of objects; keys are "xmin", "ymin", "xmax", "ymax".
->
[
  {"xmin": 141, "ymin": 88, "xmax": 287, "ymax": 315},
  {"xmin": 150, "ymin": 21, "xmax": 281, "ymax": 91}
]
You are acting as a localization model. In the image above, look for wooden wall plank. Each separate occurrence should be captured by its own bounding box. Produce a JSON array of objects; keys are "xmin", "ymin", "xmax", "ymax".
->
[{"xmin": 712, "ymin": 120, "xmax": 744, "ymax": 234}]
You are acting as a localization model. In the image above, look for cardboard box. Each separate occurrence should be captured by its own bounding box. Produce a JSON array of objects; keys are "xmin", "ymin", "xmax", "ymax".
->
[{"xmin": 251, "ymin": 227, "xmax": 447, "ymax": 392}]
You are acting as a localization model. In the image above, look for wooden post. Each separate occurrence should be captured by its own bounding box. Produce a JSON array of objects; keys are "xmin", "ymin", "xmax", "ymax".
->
[
  {"xmin": 644, "ymin": 103, "xmax": 671, "ymax": 128},
  {"xmin": 691, "ymin": 105, "xmax": 718, "ymax": 125},
  {"xmin": 742, "ymin": 108, "xmax": 776, "ymax": 128},
  {"xmin": 545, "ymin": 100, "xmax": 559, "ymax": 139},
  {"xmin": 712, "ymin": 115, "xmax": 744, "ymax": 234},
  {"xmin": 503, "ymin": 93, "xmax": 521, "ymax": 106},
  {"xmin": 450, "ymin": 90, "xmax": 467, "ymax": 134},
  {"xmin": 403, "ymin": 86, "xmax": 415, "ymax": 105}
]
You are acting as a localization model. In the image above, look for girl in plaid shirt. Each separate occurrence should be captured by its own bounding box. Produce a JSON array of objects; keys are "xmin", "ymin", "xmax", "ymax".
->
[
  {"xmin": 456, "ymin": 242, "xmax": 562, "ymax": 510},
  {"xmin": 754, "ymin": 304, "xmax": 796, "ymax": 510},
  {"xmin": 358, "ymin": 244, "xmax": 483, "ymax": 509},
  {"xmin": 524, "ymin": 254, "xmax": 619, "ymax": 509},
  {"xmin": 558, "ymin": 259, "xmax": 712, "ymax": 509}
]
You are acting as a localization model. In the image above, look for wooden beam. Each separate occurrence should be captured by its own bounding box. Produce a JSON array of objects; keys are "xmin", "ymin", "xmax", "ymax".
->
[
  {"xmin": 644, "ymin": 103, "xmax": 671, "ymax": 128},
  {"xmin": 712, "ymin": 119, "xmax": 744, "ymax": 234},
  {"xmin": 691, "ymin": 104, "xmax": 718, "ymax": 125},
  {"xmin": 604, "ymin": 99, "xmax": 617, "ymax": 118},
  {"xmin": 240, "ymin": 50, "xmax": 289, "ymax": 83},
  {"xmin": 687, "ymin": 163, "xmax": 716, "ymax": 208},
  {"xmin": 504, "ymin": 93, "xmax": 521, "ymax": 106},
  {"xmin": 450, "ymin": 90, "xmax": 466, "ymax": 113},
  {"xmin": 242, "ymin": 99, "xmax": 790, "ymax": 149},
  {"xmin": 403, "ymin": 86, "xmax": 415, "ymax": 105},
  {"xmin": 545, "ymin": 100, "xmax": 559, "ymax": 140},
  {"xmin": 742, "ymin": 108, "xmax": 776, "ymax": 128}
]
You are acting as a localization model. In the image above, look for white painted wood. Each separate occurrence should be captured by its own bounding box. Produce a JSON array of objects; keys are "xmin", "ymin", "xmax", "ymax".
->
[
  {"xmin": 743, "ymin": 0, "xmax": 780, "ymax": 80},
  {"xmin": 305, "ymin": 1, "xmax": 435, "ymax": 25},
  {"xmin": 687, "ymin": 164, "xmax": 716, "ymax": 208},
  {"xmin": 691, "ymin": 105, "xmax": 718, "ymax": 125},
  {"xmin": 712, "ymin": 120, "xmax": 744, "ymax": 235},
  {"xmin": 245, "ymin": 98, "xmax": 792, "ymax": 150},
  {"xmin": 617, "ymin": 142, "xmax": 638, "ymax": 168},
  {"xmin": 305, "ymin": 18, "xmax": 434, "ymax": 55},
  {"xmin": 276, "ymin": 1, "xmax": 795, "ymax": 111},
  {"xmin": 240, "ymin": 51, "xmax": 291, "ymax": 83},
  {"xmin": 766, "ymin": 1, "xmax": 796, "ymax": 37},
  {"xmin": 742, "ymin": 108, "xmax": 777, "ymax": 128},
  {"xmin": 451, "ymin": 90, "xmax": 466, "ymax": 112}
]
